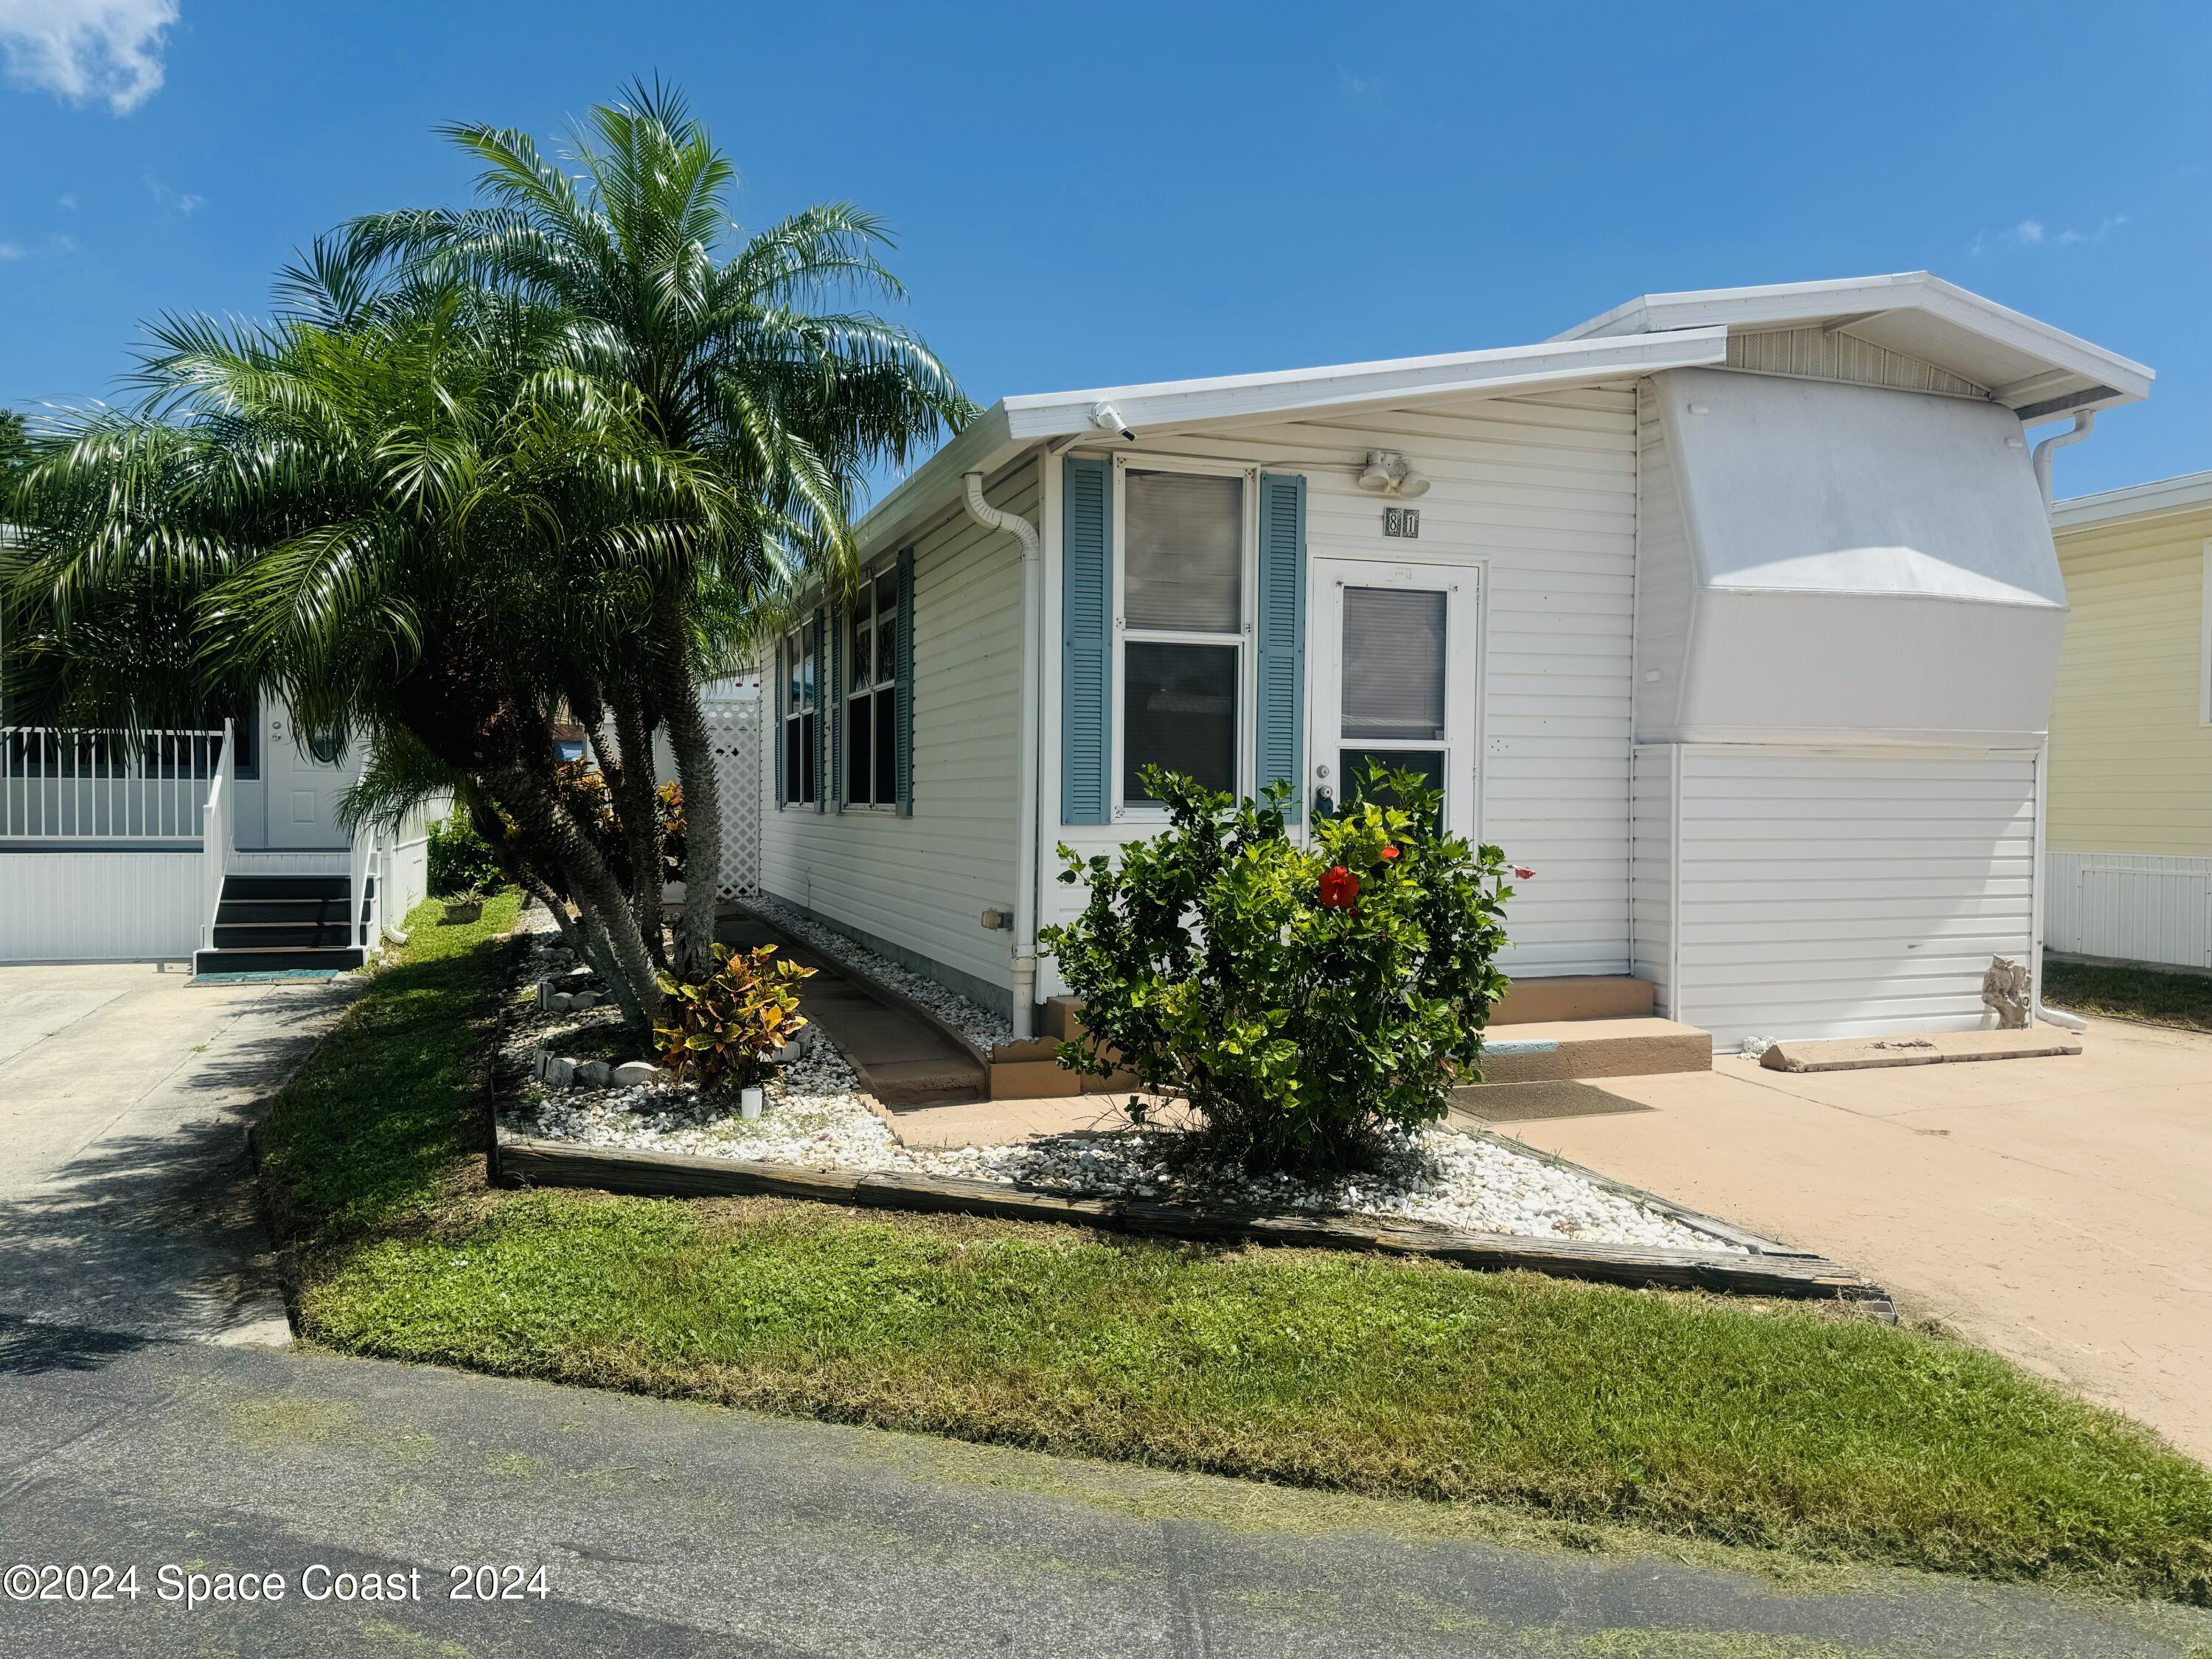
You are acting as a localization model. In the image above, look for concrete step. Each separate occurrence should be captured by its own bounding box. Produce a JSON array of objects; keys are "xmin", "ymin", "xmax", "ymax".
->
[
  {"xmin": 1470, "ymin": 1018, "xmax": 1711, "ymax": 1085},
  {"xmin": 864, "ymin": 1058, "xmax": 988, "ymax": 1109},
  {"xmin": 1492, "ymin": 975, "xmax": 1654, "ymax": 1026},
  {"xmin": 1759, "ymin": 1023, "xmax": 2082, "ymax": 1073}
]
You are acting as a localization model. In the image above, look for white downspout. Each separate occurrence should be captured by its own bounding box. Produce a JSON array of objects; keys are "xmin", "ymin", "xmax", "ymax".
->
[
  {"xmin": 2031, "ymin": 410, "xmax": 2096, "ymax": 507},
  {"xmin": 962, "ymin": 470, "xmax": 1043, "ymax": 1039},
  {"xmin": 2025, "ymin": 408, "xmax": 2095, "ymax": 1029}
]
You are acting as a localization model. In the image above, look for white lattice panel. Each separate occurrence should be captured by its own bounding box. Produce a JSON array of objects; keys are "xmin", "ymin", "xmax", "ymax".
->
[{"xmin": 703, "ymin": 692, "xmax": 763, "ymax": 900}]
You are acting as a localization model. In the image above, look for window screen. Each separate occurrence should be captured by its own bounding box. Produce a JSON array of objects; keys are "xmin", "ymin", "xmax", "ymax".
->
[
  {"xmin": 1124, "ymin": 470, "xmax": 1242, "ymax": 631},
  {"xmin": 1340, "ymin": 587, "xmax": 1446, "ymax": 741}
]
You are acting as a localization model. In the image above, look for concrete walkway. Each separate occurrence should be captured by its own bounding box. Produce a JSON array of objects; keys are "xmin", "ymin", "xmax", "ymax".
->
[
  {"xmin": 0, "ymin": 963, "xmax": 354, "ymax": 1346},
  {"xmin": 4, "ymin": 1338, "xmax": 2208, "ymax": 1657},
  {"xmin": 717, "ymin": 905, "xmax": 987, "ymax": 1107},
  {"xmin": 1501, "ymin": 1016, "xmax": 2212, "ymax": 1464}
]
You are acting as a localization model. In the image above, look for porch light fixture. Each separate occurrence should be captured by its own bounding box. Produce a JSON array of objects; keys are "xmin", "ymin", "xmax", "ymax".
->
[{"xmin": 1357, "ymin": 449, "xmax": 1430, "ymax": 498}]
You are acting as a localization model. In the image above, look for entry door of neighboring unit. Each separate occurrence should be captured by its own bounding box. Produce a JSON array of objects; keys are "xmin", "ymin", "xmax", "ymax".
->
[
  {"xmin": 262, "ymin": 711, "xmax": 350, "ymax": 849},
  {"xmin": 1308, "ymin": 559, "xmax": 1479, "ymax": 834}
]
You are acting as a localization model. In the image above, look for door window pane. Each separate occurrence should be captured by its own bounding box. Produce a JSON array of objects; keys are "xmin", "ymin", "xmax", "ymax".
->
[
  {"xmin": 1125, "ymin": 470, "xmax": 1242, "ymax": 631},
  {"xmin": 1124, "ymin": 641, "xmax": 1237, "ymax": 799},
  {"xmin": 1342, "ymin": 587, "xmax": 1446, "ymax": 740},
  {"xmin": 1340, "ymin": 747, "xmax": 1446, "ymax": 830}
]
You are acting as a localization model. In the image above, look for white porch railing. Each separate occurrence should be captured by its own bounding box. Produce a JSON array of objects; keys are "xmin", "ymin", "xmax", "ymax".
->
[
  {"xmin": 2, "ymin": 726, "xmax": 227, "ymax": 841},
  {"xmin": 198, "ymin": 720, "xmax": 237, "ymax": 959},
  {"xmin": 348, "ymin": 824, "xmax": 382, "ymax": 951}
]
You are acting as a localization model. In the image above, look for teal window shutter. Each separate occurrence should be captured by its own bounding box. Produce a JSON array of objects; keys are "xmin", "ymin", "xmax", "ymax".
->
[
  {"xmin": 1256, "ymin": 471, "xmax": 1307, "ymax": 821},
  {"xmin": 1060, "ymin": 456, "xmax": 1113, "ymax": 824},
  {"xmin": 829, "ymin": 602, "xmax": 845, "ymax": 813},
  {"xmin": 894, "ymin": 547, "xmax": 915, "ymax": 816},
  {"xmin": 811, "ymin": 608, "xmax": 827, "ymax": 813},
  {"xmin": 773, "ymin": 633, "xmax": 787, "ymax": 807}
]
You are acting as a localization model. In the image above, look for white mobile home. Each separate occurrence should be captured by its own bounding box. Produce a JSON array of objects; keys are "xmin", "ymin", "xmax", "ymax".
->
[
  {"xmin": 0, "ymin": 701, "xmax": 431, "ymax": 968},
  {"xmin": 761, "ymin": 274, "xmax": 2150, "ymax": 1051}
]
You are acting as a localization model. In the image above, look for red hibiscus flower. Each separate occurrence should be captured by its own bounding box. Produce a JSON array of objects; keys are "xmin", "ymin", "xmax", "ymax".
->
[
  {"xmin": 1318, "ymin": 865, "xmax": 1360, "ymax": 908},
  {"xmin": 1379, "ymin": 845, "xmax": 1399, "ymax": 861},
  {"xmin": 1513, "ymin": 866, "xmax": 1536, "ymax": 882}
]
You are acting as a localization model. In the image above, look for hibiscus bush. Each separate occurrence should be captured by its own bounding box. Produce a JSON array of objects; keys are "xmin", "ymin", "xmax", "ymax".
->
[{"xmin": 1039, "ymin": 762, "xmax": 1517, "ymax": 1176}]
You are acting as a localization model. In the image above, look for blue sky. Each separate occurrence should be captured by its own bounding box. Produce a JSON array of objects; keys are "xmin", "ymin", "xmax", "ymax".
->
[{"xmin": 2, "ymin": 0, "xmax": 2206, "ymax": 499}]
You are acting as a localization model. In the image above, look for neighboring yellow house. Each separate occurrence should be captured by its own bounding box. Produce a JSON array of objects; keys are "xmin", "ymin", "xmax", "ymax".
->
[{"xmin": 2045, "ymin": 470, "xmax": 2212, "ymax": 969}]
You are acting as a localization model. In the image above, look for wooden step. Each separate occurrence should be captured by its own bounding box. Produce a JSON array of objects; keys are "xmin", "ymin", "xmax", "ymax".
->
[
  {"xmin": 1492, "ymin": 975, "xmax": 1655, "ymax": 1026},
  {"xmin": 1469, "ymin": 1018, "xmax": 1711, "ymax": 1085},
  {"xmin": 222, "ymin": 873, "xmax": 349, "ymax": 901},
  {"xmin": 193, "ymin": 945, "xmax": 365, "ymax": 975}
]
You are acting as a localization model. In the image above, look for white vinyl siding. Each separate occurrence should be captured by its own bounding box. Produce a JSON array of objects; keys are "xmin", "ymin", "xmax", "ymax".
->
[
  {"xmin": 1044, "ymin": 384, "xmax": 1639, "ymax": 988},
  {"xmin": 759, "ymin": 459, "xmax": 1034, "ymax": 1015},
  {"xmin": 1629, "ymin": 745, "xmax": 1675, "ymax": 1016},
  {"xmin": 1632, "ymin": 380, "xmax": 1694, "ymax": 737},
  {"xmin": 1663, "ymin": 745, "xmax": 2039, "ymax": 1048}
]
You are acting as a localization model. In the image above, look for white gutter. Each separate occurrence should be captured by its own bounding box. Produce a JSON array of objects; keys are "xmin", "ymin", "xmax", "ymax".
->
[
  {"xmin": 961, "ymin": 470, "xmax": 1043, "ymax": 1040},
  {"xmin": 2031, "ymin": 411, "xmax": 2096, "ymax": 507}
]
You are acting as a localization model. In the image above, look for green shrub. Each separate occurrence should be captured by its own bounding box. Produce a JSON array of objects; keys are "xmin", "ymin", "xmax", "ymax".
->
[
  {"xmin": 1040, "ymin": 763, "xmax": 1514, "ymax": 1175},
  {"xmin": 425, "ymin": 809, "xmax": 505, "ymax": 898},
  {"xmin": 654, "ymin": 942, "xmax": 815, "ymax": 1093}
]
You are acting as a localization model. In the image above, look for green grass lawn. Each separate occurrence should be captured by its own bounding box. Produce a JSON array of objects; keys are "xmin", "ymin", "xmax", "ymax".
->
[
  {"xmin": 2045, "ymin": 956, "xmax": 2212, "ymax": 1034},
  {"xmin": 257, "ymin": 897, "xmax": 2212, "ymax": 1604}
]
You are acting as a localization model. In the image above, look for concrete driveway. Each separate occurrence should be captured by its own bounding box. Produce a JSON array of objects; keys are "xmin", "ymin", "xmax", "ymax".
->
[
  {"xmin": 0, "ymin": 963, "xmax": 353, "ymax": 1347},
  {"xmin": 1500, "ymin": 1016, "xmax": 2212, "ymax": 1463}
]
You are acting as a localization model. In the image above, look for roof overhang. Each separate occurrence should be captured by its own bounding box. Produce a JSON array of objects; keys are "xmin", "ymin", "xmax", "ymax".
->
[
  {"xmin": 855, "ymin": 327, "xmax": 1730, "ymax": 555},
  {"xmin": 2051, "ymin": 467, "xmax": 2212, "ymax": 531},
  {"xmin": 1553, "ymin": 272, "xmax": 2152, "ymax": 422}
]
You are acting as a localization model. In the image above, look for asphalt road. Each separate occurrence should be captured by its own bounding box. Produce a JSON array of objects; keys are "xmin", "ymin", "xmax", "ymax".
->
[{"xmin": 3, "ymin": 1331, "xmax": 2209, "ymax": 1658}]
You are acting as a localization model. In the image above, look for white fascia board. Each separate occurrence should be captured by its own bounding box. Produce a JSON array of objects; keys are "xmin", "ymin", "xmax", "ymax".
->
[
  {"xmin": 852, "ymin": 403, "xmax": 1023, "ymax": 559},
  {"xmin": 996, "ymin": 327, "xmax": 1730, "ymax": 439},
  {"xmin": 1553, "ymin": 272, "xmax": 2152, "ymax": 406},
  {"xmin": 853, "ymin": 327, "xmax": 1730, "ymax": 559},
  {"xmin": 2051, "ymin": 468, "xmax": 2212, "ymax": 532}
]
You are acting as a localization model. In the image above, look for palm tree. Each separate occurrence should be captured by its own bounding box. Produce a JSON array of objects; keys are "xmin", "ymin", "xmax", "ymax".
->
[
  {"xmin": 3, "ymin": 274, "xmax": 748, "ymax": 1025},
  {"xmin": 344, "ymin": 80, "xmax": 973, "ymax": 969}
]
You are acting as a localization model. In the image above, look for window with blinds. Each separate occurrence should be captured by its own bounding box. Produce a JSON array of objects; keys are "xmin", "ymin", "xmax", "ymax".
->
[
  {"xmin": 1121, "ymin": 468, "xmax": 1246, "ymax": 801},
  {"xmin": 1340, "ymin": 588, "xmax": 1447, "ymax": 741}
]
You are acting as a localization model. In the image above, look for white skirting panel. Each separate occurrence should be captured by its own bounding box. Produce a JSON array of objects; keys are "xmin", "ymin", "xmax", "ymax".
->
[
  {"xmin": 0, "ymin": 851, "xmax": 204, "ymax": 961},
  {"xmin": 2045, "ymin": 852, "xmax": 2212, "ymax": 970},
  {"xmin": 382, "ymin": 833, "xmax": 431, "ymax": 925}
]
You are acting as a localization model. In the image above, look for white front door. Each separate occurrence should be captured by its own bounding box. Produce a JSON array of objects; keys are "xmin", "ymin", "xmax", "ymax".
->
[
  {"xmin": 261, "ymin": 712, "xmax": 350, "ymax": 849},
  {"xmin": 1308, "ymin": 558, "xmax": 1480, "ymax": 834}
]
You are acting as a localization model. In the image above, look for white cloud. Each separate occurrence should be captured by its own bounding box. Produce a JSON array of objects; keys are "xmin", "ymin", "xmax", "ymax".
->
[
  {"xmin": 0, "ymin": 241, "xmax": 21, "ymax": 260},
  {"xmin": 145, "ymin": 172, "xmax": 201, "ymax": 215},
  {"xmin": 2009, "ymin": 218, "xmax": 2045, "ymax": 246},
  {"xmin": 56, "ymin": 190, "xmax": 75, "ymax": 209},
  {"xmin": 0, "ymin": 0, "xmax": 178, "ymax": 114}
]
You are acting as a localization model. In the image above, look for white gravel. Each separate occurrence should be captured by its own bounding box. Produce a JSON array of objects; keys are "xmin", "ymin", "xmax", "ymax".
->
[
  {"xmin": 745, "ymin": 894, "xmax": 1015, "ymax": 1052},
  {"xmin": 500, "ymin": 898, "xmax": 1739, "ymax": 1253}
]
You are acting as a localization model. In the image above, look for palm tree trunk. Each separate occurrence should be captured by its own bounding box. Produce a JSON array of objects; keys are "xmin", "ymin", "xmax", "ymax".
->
[
  {"xmin": 605, "ymin": 685, "xmax": 667, "ymax": 967},
  {"xmin": 493, "ymin": 762, "xmax": 663, "ymax": 1025},
  {"xmin": 646, "ymin": 593, "xmax": 722, "ymax": 975}
]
